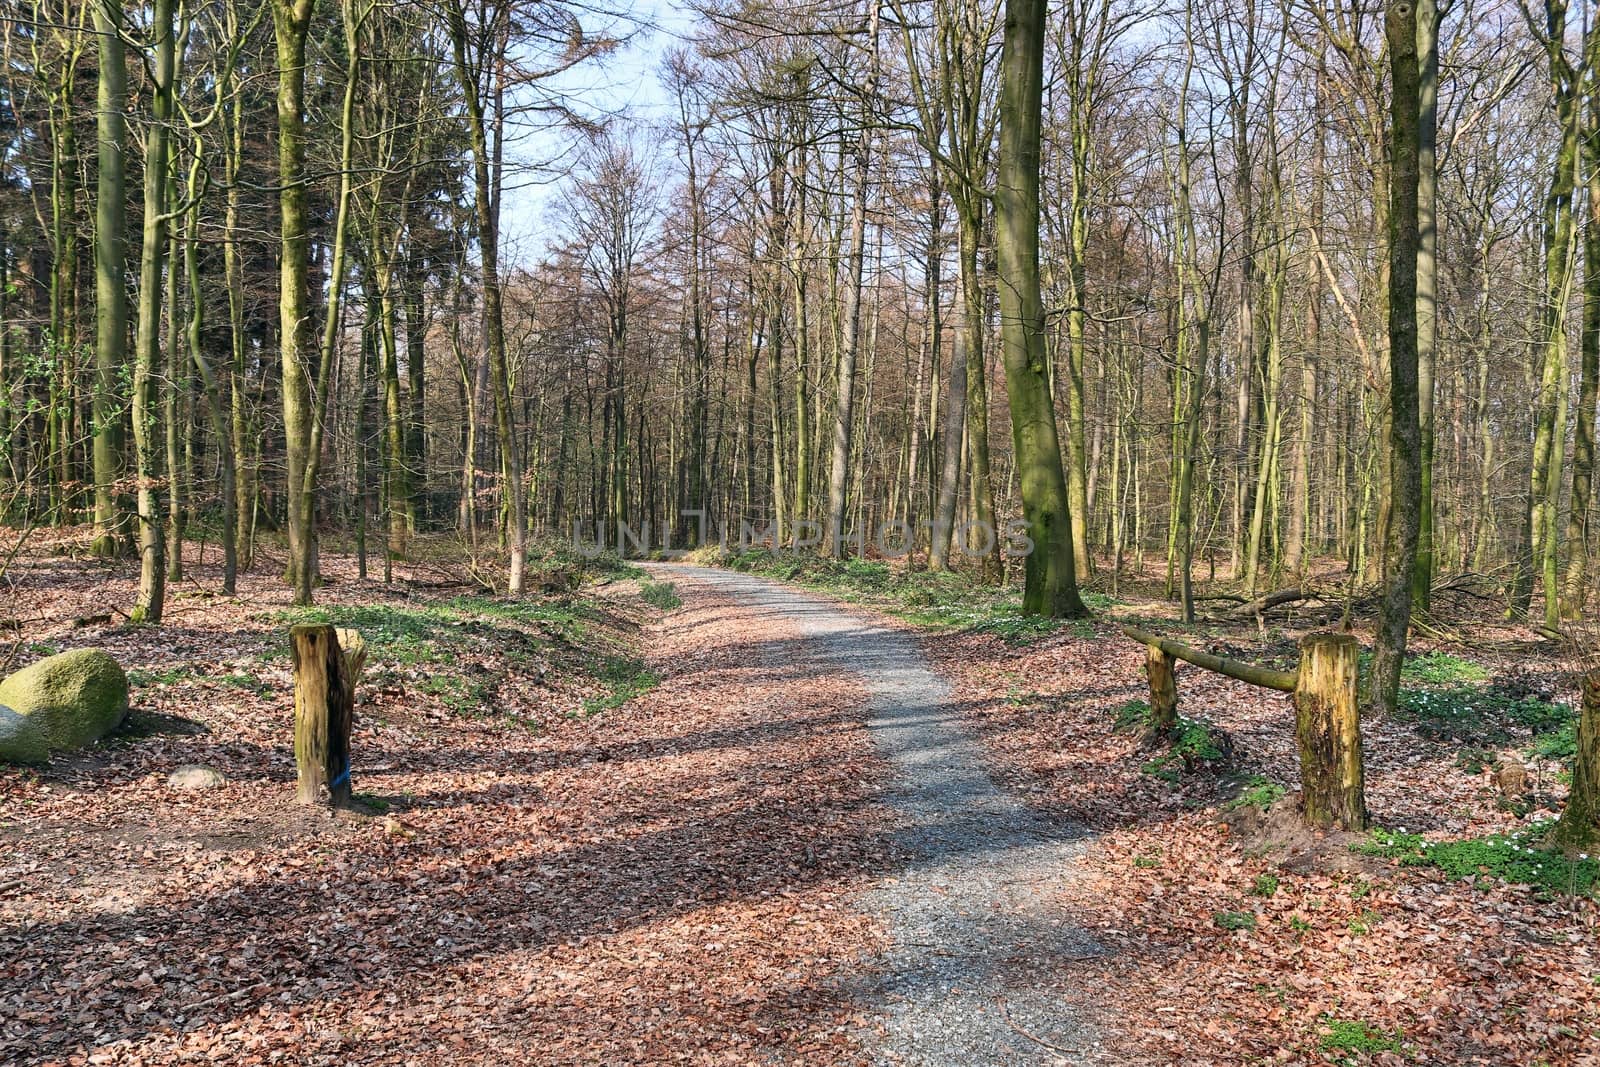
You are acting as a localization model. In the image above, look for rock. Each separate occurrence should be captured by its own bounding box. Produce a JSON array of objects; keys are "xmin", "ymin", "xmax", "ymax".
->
[
  {"xmin": 168, "ymin": 764, "xmax": 226, "ymax": 790},
  {"xmin": 0, "ymin": 649, "xmax": 128, "ymax": 764},
  {"xmin": 0, "ymin": 704, "xmax": 47, "ymax": 764}
]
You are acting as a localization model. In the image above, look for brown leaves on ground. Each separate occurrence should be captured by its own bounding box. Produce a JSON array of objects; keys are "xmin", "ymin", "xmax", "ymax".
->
[
  {"xmin": 923, "ymin": 620, "xmax": 1599, "ymax": 1066},
  {"xmin": 0, "ymin": 534, "xmax": 894, "ymax": 1066}
]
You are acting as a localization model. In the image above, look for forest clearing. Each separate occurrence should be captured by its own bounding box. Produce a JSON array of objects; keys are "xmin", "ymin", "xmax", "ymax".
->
[{"xmin": 4, "ymin": 0, "xmax": 1600, "ymax": 1061}]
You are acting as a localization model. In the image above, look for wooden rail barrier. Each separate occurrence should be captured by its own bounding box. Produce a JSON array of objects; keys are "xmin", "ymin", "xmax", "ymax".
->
[{"xmin": 1121, "ymin": 625, "xmax": 1366, "ymax": 831}]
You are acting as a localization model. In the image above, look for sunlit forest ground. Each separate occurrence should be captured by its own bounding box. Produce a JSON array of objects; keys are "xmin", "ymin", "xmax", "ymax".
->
[{"xmin": 1, "ymin": 528, "xmax": 1595, "ymax": 1063}]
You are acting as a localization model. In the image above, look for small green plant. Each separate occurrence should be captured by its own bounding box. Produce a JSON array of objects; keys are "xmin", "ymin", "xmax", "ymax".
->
[
  {"xmin": 1133, "ymin": 850, "xmax": 1162, "ymax": 869},
  {"xmin": 1251, "ymin": 873, "xmax": 1280, "ymax": 897},
  {"xmin": 1213, "ymin": 910, "xmax": 1257, "ymax": 931},
  {"xmin": 1140, "ymin": 716, "xmax": 1226, "ymax": 781},
  {"xmin": 1319, "ymin": 1017, "xmax": 1403, "ymax": 1063},
  {"xmin": 1347, "ymin": 908, "xmax": 1381, "ymax": 935},
  {"xmin": 1289, "ymin": 915, "xmax": 1312, "ymax": 934},
  {"xmin": 1226, "ymin": 775, "xmax": 1286, "ymax": 811},
  {"xmin": 1112, "ymin": 698, "xmax": 1151, "ymax": 732},
  {"xmin": 1528, "ymin": 721, "xmax": 1576, "ymax": 763},
  {"xmin": 638, "ymin": 580, "xmax": 682, "ymax": 611},
  {"xmin": 581, "ymin": 654, "xmax": 660, "ymax": 716},
  {"xmin": 128, "ymin": 665, "xmax": 196, "ymax": 687}
]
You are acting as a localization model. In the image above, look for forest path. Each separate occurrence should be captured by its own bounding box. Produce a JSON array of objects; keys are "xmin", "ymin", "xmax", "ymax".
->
[{"xmin": 654, "ymin": 565, "xmax": 1106, "ymax": 1065}]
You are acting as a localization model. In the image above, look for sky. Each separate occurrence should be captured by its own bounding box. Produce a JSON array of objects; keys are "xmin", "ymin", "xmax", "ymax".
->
[{"xmin": 497, "ymin": 0, "xmax": 698, "ymax": 264}]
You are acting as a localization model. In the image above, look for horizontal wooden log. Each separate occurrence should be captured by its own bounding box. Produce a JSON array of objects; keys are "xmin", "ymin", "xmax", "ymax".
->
[{"xmin": 1120, "ymin": 625, "xmax": 1297, "ymax": 692}]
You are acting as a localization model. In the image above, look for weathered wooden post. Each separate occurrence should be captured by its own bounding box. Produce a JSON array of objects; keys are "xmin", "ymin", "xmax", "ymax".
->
[
  {"xmin": 1292, "ymin": 633, "xmax": 1365, "ymax": 831},
  {"xmin": 291, "ymin": 623, "xmax": 353, "ymax": 808},
  {"xmin": 1145, "ymin": 645, "xmax": 1177, "ymax": 736}
]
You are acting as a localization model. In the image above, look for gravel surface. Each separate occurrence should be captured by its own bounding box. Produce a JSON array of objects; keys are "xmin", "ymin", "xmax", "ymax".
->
[{"xmin": 660, "ymin": 565, "xmax": 1107, "ymax": 1065}]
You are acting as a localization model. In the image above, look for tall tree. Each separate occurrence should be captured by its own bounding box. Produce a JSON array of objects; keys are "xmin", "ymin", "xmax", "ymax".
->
[
  {"xmin": 1373, "ymin": 0, "xmax": 1423, "ymax": 718},
  {"xmin": 89, "ymin": 0, "xmax": 127, "ymax": 558},
  {"xmin": 129, "ymin": 0, "xmax": 179, "ymax": 621},
  {"xmin": 273, "ymin": 0, "xmax": 319, "ymax": 605},
  {"xmin": 997, "ymin": 0, "xmax": 1087, "ymax": 617}
]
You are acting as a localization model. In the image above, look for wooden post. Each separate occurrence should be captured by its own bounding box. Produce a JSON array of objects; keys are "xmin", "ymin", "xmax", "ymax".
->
[
  {"xmin": 291, "ymin": 623, "xmax": 353, "ymax": 807},
  {"xmin": 1145, "ymin": 645, "xmax": 1177, "ymax": 736},
  {"xmin": 1292, "ymin": 633, "xmax": 1365, "ymax": 831}
]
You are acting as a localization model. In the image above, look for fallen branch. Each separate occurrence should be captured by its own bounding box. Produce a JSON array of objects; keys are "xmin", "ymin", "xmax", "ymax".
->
[
  {"xmin": 996, "ymin": 997, "xmax": 1083, "ymax": 1056},
  {"xmin": 1225, "ymin": 587, "xmax": 1320, "ymax": 618}
]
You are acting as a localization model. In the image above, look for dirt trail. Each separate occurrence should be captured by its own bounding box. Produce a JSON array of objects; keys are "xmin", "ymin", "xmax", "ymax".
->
[{"xmin": 659, "ymin": 565, "xmax": 1105, "ymax": 1065}]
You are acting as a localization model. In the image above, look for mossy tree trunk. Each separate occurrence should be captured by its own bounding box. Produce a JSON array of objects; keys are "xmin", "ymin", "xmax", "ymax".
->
[
  {"xmin": 996, "ymin": 0, "xmax": 1087, "ymax": 618},
  {"xmin": 90, "ymin": 0, "xmax": 128, "ymax": 559},
  {"xmin": 1552, "ymin": 671, "xmax": 1600, "ymax": 851},
  {"xmin": 1372, "ymin": 0, "xmax": 1423, "ymax": 718},
  {"xmin": 130, "ymin": 0, "xmax": 178, "ymax": 624},
  {"xmin": 273, "ymin": 0, "xmax": 317, "ymax": 606}
]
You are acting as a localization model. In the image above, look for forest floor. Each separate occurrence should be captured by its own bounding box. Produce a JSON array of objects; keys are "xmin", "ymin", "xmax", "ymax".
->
[{"xmin": 1, "ymin": 530, "xmax": 1597, "ymax": 1065}]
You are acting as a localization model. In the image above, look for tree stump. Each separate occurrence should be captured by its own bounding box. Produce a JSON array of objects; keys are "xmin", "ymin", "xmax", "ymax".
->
[
  {"xmin": 1292, "ymin": 633, "xmax": 1365, "ymax": 831},
  {"xmin": 1145, "ymin": 645, "xmax": 1177, "ymax": 736},
  {"xmin": 291, "ymin": 624, "xmax": 353, "ymax": 808},
  {"xmin": 334, "ymin": 627, "xmax": 367, "ymax": 695},
  {"xmin": 1552, "ymin": 670, "xmax": 1600, "ymax": 851}
]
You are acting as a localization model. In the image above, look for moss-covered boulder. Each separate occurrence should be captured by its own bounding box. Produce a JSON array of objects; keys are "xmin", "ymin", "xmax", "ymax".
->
[{"xmin": 0, "ymin": 649, "xmax": 129, "ymax": 764}]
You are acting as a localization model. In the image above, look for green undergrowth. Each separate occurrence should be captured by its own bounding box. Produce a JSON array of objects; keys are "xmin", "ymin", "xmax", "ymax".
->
[
  {"xmin": 1110, "ymin": 698, "xmax": 1228, "ymax": 782},
  {"xmin": 1362, "ymin": 649, "xmax": 1574, "ymax": 766},
  {"xmin": 639, "ymin": 579, "xmax": 682, "ymax": 610},
  {"xmin": 580, "ymin": 654, "xmax": 659, "ymax": 716},
  {"xmin": 1226, "ymin": 775, "xmax": 1287, "ymax": 812},
  {"xmin": 1318, "ymin": 1017, "xmax": 1404, "ymax": 1064},
  {"xmin": 1354, "ymin": 824, "xmax": 1599, "ymax": 898},
  {"xmin": 270, "ymin": 578, "xmax": 667, "ymax": 723},
  {"xmin": 707, "ymin": 547, "xmax": 1114, "ymax": 643}
]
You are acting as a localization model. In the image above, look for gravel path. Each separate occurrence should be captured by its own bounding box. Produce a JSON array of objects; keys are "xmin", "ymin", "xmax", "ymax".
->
[{"xmin": 658, "ymin": 565, "xmax": 1105, "ymax": 1065}]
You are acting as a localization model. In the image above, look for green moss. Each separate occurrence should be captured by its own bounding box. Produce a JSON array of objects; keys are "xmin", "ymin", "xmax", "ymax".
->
[
  {"xmin": 0, "ymin": 649, "xmax": 130, "ymax": 763},
  {"xmin": 1213, "ymin": 910, "xmax": 1256, "ymax": 931},
  {"xmin": 1251, "ymin": 873, "xmax": 1280, "ymax": 897}
]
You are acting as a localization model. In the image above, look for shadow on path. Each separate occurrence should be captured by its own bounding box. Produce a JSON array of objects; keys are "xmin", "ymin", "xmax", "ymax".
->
[{"xmin": 657, "ymin": 564, "xmax": 1107, "ymax": 1066}]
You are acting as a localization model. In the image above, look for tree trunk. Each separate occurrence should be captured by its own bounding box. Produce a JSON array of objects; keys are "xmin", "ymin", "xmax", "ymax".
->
[
  {"xmin": 1552, "ymin": 670, "xmax": 1600, "ymax": 851},
  {"xmin": 90, "ymin": 0, "xmax": 128, "ymax": 558},
  {"xmin": 1413, "ymin": 0, "xmax": 1439, "ymax": 608},
  {"xmin": 291, "ymin": 623, "xmax": 353, "ymax": 808},
  {"xmin": 824, "ymin": 1, "xmax": 879, "ymax": 558},
  {"xmin": 1293, "ymin": 633, "xmax": 1366, "ymax": 831},
  {"xmin": 1373, "ymin": 0, "xmax": 1423, "ymax": 719},
  {"xmin": 1564, "ymin": 79, "xmax": 1600, "ymax": 620},
  {"xmin": 130, "ymin": 0, "xmax": 177, "ymax": 623},
  {"xmin": 273, "ymin": 0, "xmax": 318, "ymax": 605},
  {"xmin": 997, "ymin": 0, "xmax": 1086, "ymax": 618}
]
